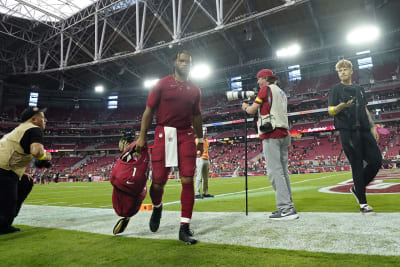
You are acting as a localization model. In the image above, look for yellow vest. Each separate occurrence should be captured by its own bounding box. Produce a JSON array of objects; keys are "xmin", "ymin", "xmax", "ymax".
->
[{"xmin": 0, "ymin": 122, "xmax": 38, "ymax": 178}]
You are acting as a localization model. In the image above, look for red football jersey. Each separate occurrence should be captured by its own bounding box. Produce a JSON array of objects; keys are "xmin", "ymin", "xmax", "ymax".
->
[{"xmin": 146, "ymin": 75, "xmax": 201, "ymax": 129}]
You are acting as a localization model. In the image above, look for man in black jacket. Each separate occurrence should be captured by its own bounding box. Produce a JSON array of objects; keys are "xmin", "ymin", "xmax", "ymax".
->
[{"xmin": 328, "ymin": 59, "xmax": 382, "ymax": 215}]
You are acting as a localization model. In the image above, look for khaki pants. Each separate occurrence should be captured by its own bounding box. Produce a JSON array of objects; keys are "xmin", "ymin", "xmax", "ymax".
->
[
  {"xmin": 262, "ymin": 136, "xmax": 294, "ymax": 211},
  {"xmin": 195, "ymin": 158, "xmax": 210, "ymax": 195}
]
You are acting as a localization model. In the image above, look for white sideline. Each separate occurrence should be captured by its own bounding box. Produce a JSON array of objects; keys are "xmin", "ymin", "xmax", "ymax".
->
[
  {"xmin": 15, "ymin": 205, "xmax": 400, "ymax": 256},
  {"xmin": 164, "ymin": 173, "xmax": 343, "ymax": 206}
]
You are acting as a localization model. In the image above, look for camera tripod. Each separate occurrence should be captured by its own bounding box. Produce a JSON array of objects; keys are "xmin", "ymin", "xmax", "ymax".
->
[{"xmin": 244, "ymin": 110, "xmax": 249, "ymax": 216}]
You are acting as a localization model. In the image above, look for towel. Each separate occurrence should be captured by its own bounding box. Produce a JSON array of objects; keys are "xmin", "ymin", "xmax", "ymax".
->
[{"xmin": 164, "ymin": 126, "xmax": 178, "ymax": 167}]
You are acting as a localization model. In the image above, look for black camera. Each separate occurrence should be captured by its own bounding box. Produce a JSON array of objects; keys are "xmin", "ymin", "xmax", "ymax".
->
[
  {"xmin": 34, "ymin": 159, "xmax": 52, "ymax": 168},
  {"xmin": 343, "ymin": 87, "xmax": 357, "ymax": 103},
  {"xmin": 259, "ymin": 122, "xmax": 274, "ymax": 133}
]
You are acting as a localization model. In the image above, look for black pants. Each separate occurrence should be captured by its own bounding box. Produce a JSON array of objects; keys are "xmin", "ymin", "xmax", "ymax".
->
[
  {"xmin": 0, "ymin": 169, "xmax": 33, "ymax": 230},
  {"xmin": 339, "ymin": 130, "xmax": 382, "ymax": 204}
]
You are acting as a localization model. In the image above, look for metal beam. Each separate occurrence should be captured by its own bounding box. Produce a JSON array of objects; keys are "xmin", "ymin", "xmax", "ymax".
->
[
  {"xmin": 221, "ymin": 31, "xmax": 245, "ymax": 64},
  {"xmin": 0, "ymin": 0, "xmax": 59, "ymax": 28},
  {"xmin": 14, "ymin": 0, "xmax": 64, "ymax": 21},
  {"xmin": 223, "ymin": 0, "xmax": 244, "ymax": 24},
  {"xmin": 102, "ymin": 9, "xmax": 137, "ymax": 54},
  {"xmin": 306, "ymin": 1, "xmax": 324, "ymax": 47},
  {"xmin": 0, "ymin": 19, "xmax": 39, "ymax": 45},
  {"xmin": 201, "ymin": 0, "xmax": 247, "ymax": 62},
  {"xmin": 9, "ymin": 0, "xmax": 310, "ymax": 75},
  {"xmin": 244, "ymin": 0, "xmax": 273, "ymax": 48}
]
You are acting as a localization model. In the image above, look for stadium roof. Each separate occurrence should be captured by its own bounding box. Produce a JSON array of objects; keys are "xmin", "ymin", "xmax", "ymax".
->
[{"xmin": 0, "ymin": 0, "xmax": 99, "ymax": 22}]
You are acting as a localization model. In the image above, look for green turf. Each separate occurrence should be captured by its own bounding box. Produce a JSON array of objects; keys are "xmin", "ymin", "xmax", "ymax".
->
[
  {"xmin": 383, "ymin": 179, "xmax": 400, "ymax": 183},
  {"xmin": 25, "ymin": 172, "xmax": 400, "ymax": 213},
  {"xmin": 8, "ymin": 171, "xmax": 400, "ymax": 265},
  {"xmin": 1, "ymin": 226, "xmax": 399, "ymax": 267}
]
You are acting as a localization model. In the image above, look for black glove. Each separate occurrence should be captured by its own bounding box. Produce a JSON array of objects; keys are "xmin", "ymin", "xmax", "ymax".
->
[{"xmin": 34, "ymin": 159, "xmax": 52, "ymax": 168}]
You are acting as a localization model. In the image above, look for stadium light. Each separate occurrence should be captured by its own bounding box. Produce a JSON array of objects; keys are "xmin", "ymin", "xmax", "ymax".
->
[
  {"xmin": 190, "ymin": 64, "xmax": 211, "ymax": 80},
  {"xmin": 94, "ymin": 85, "xmax": 104, "ymax": 93},
  {"xmin": 347, "ymin": 25, "xmax": 380, "ymax": 45},
  {"xmin": 276, "ymin": 44, "xmax": 301, "ymax": 58},
  {"xmin": 356, "ymin": 50, "xmax": 370, "ymax": 55},
  {"xmin": 144, "ymin": 78, "xmax": 159, "ymax": 88}
]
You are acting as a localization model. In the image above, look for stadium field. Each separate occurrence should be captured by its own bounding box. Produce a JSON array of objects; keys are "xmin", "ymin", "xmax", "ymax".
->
[
  {"xmin": 2, "ymin": 170, "xmax": 400, "ymax": 266},
  {"xmin": 22, "ymin": 170, "xmax": 400, "ymax": 212}
]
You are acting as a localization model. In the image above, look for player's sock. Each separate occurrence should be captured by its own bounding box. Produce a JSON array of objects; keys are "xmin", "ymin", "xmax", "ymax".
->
[
  {"xmin": 150, "ymin": 185, "xmax": 164, "ymax": 206},
  {"xmin": 180, "ymin": 181, "xmax": 194, "ymax": 225},
  {"xmin": 153, "ymin": 203, "xmax": 162, "ymax": 209}
]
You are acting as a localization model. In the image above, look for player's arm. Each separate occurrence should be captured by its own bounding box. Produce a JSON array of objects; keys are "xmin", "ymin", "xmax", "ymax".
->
[
  {"xmin": 242, "ymin": 102, "xmax": 261, "ymax": 115},
  {"xmin": 193, "ymin": 114, "xmax": 204, "ymax": 155},
  {"xmin": 328, "ymin": 99, "xmax": 354, "ymax": 116},
  {"xmin": 328, "ymin": 87, "xmax": 354, "ymax": 116},
  {"xmin": 30, "ymin": 142, "xmax": 51, "ymax": 160},
  {"xmin": 365, "ymin": 107, "xmax": 378, "ymax": 141},
  {"xmin": 136, "ymin": 106, "xmax": 153, "ymax": 151},
  {"xmin": 26, "ymin": 128, "xmax": 51, "ymax": 160},
  {"xmin": 242, "ymin": 87, "xmax": 265, "ymax": 114}
]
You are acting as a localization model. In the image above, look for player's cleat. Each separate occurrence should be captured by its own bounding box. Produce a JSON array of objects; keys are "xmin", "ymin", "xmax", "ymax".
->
[
  {"xmin": 360, "ymin": 204, "xmax": 375, "ymax": 215},
  {"xmin": 0, "ymin": 226, "xmax": 20, "ymax": 235},
  {"xmin": 195, "ymin": 194, "xmax": 203, "ymax": 199},
  {"xmin": 269, "ymin": 208, "xmax": 299, "ymax": 220},
  {"xmin": 149, "ymin": 205, "xmax": 163, "ymax": 232},
  {"xmin": 350, "ymin": 186, "xmax": 360, "ymax": 204},
  {"xmin": 113, "ymin": 217, "xmax": 130, "ymax": 235},
  {"xmin": 203, "ymin": 194, "xmax": 214, "ymax": 198},
  {"xmin": 179, "ymin": 224, "xmax": 197, "ymax": 245}
]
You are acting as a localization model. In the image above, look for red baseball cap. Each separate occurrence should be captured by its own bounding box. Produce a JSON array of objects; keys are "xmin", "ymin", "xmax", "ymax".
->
[{"xmin": 257, "ymin": 69, "xmax": 277, "ymax": 79}]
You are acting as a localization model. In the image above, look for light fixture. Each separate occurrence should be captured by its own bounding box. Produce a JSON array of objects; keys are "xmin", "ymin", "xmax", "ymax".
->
[
  {"xmin": 94, "ymin": 85, "xmax": 104, "ymax": 93},
  {"xmin": 347, "ymin": 25, "xmax": 380, "ymax": 45},
  {"xmin": 276, "ymin": 44, "xmax": 301, "ymax": 58},
  {"xmin": 144, "ymin": 79, "xmax": 160, "ymax": 88},
  {"xmin": 190, "ymin": 64, "xmax": 211, "ymax": 80}
]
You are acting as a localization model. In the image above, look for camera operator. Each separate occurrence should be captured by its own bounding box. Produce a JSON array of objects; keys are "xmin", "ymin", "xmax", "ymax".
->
[
  {"xmin": 328, "ymin": 59, "xmax": 382, "ymax": 215},
  {"xmin": 242, "ymin": 69, "xmax": 298, "ymax": 220},
  {"xmin": 0, "ymin": 107, "xmax": 51, "ymax": 234}
]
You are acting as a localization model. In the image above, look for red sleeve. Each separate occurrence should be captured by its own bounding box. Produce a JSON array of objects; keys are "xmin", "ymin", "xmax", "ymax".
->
[
  {"xmin": 146, "ymin": 80, "xmax": 162, "ymax": 108},
  {"xmin": 193, "ymin": 86, "xmax": 202, "ymax": 115},
  {"xmin": 254, "ymin": 86, "xmax": 268, "ymax": 104}
]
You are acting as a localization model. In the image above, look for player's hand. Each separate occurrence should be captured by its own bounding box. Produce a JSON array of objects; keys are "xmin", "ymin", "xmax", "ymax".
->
[
  {"xmin": 371, "ymin": 126, "xmax": 379, "ymax": 142},
  {"xmin": 342, "ymin": 99, "xmax": 354, "ymax": 108},
  {"xmin": 242, "ymin": 103, "xmax": 249, "ymax": 111},
  {"xmin": 135, "ymin": 136, "xmax": 146, "ymax": 152},
  {"xmin": 23, "ymin": 173, "xmax": 34, "ymax": 181},
  {"xmin": 197, "ymin": 142, "xmax": 204, "ymax": 156}
]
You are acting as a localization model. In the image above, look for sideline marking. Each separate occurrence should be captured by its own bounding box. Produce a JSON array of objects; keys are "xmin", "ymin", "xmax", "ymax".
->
[{"xmin": 164, "ymin": 173, "xmax": 345, "ymax": 206}]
